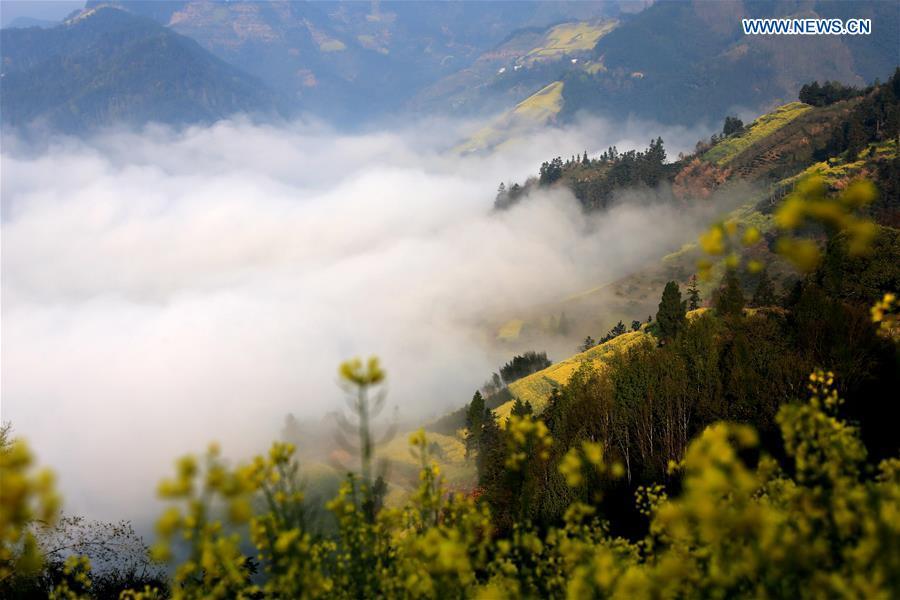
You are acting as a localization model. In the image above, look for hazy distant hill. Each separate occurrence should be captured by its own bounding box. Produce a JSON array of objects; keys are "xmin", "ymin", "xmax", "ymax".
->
[
  {"xmin": 3, "ymin": 1, "xmax": 896, "ymax": 133},
  {"xmin": 412, "ymin": 19, "xmax": 619, "ymax": 118},
  {"xmin": 561, "ymin": 0, "xmax": 899, "ymax": 124},
  {"xmin": 87, "ymin": 0, "xmax": 630, "ymax": 124},
  {"xmin": 5, "ymin": 17, "xmax": 59, "ymax": 29},
  {"xmin": 0, "ymin": 6, "xmax": 281, "ymax": 132},
  {"xmin": 420, "ymin": 0, "xmax": 897, "ymax": 136}
]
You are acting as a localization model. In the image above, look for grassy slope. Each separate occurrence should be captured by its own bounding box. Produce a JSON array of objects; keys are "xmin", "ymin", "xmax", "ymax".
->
[
  {"xmin": 496, "ymin": 329, "xmax": 651, "ymax": 420},
  {"xmin": 493, "ymin": 98, "xmax": 863, "ymax": 343},
  {"xmin": 703, "ymin": 102, "xmax": 813, "ymax": 165},
  {"xmin": 414, "ymin": 18, "xmax": 616, "ymax": 116},
  {"xmin": 455, "ymin": 81, "xmax": 564, "ymax": 153},
  {"xmin": 522, "ymin": 20, "xmax": 617, "ymax": 65}
]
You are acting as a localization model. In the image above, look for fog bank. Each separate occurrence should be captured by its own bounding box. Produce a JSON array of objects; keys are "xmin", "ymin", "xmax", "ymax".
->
[{"xmin": 1, "ymin": 116, "xmax": 720, "ymax": 520}]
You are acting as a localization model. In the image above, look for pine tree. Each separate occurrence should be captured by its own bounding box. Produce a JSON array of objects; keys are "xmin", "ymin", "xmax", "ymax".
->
[
  {"xmin": 714, "ymin": 269, "xmax": 746, "ymax": 317},
  {"xmin": 751, "ymin": 269, "xmax": 777, "ymax": 307},
  {"xmin": 656, "ymin": 281, "xmax": 687, "ymax": 341},
  {"xmin": 465, "ymin": 391, "xmax": 486, "ymax": 458},
  {"xmin": 510, "ymin": 397, "xmax": 533, "ymax": 417},
  {"xmin": 631, "ymin": 320, "xmax": 642, "ymax": 331},
  {"xmin": 476, "ymin": 410, "xmax": 503, "ymax": 489},
  {"xmin": 687, "ymin": 275, "xmax": 702, "ymax": 310},
  {"xmin": 579, "ymin": 336, "xmax": 596, "ymax": 352}
]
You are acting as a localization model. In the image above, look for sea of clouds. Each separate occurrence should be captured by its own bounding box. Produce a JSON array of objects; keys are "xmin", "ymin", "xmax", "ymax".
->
[{"xmin": 2, "ymin": 115, "xmax": 725, "ymax": 520}]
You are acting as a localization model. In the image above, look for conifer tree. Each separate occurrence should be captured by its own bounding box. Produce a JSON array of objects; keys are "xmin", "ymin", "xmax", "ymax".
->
[
  {"xmin": 465, "ymin": 391, "xmax": 486, "ymax": 458},
  {"xmin": 715, "ymin": 269, "xmax": 746, "ymax": 317},
  {"xmin": 510, "ymin": 398, "xmax": 533, "ymax": 417},
  {"xmin": 687, "ymin": 275, "xmax": 702, "ymax": 310},
  {"xmin": 656, "ymin": 281, "xmax": 687, "ymax": 341},
  {"xmin": 751, "ymin": 269, "xmax": 777, "ymax": 307}
]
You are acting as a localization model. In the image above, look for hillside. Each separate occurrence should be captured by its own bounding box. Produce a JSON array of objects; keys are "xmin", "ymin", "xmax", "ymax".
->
[
  {"xmin": 434, "ymin": 0, "xmax": 898, "ymax": 140},
  {"xmin": 412, "ymin": 19, "xmax": 617, "ymax": 119},
  {"xmin": 454, "ymin": 80, "xmax": 565, "ymax": 154},
  {"xmin": 89, "ymin": 0, "xmax": 621, "ymax": 125},
  {"xmin": 561, "ymin": 0, "xmax": 899, "ymax": 124},
  {"xmin": 0, "ymin": 6, "xmax": 280, "ymax": 132},
  {"xmin": 422, "ymin": 75, "xmax": 899, "ymax": 474}
]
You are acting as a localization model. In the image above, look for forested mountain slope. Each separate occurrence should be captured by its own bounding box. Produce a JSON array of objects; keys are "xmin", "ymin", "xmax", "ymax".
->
[
  {"xmin": 438, "ymin": 0, "xmax": 897, "ymax": 146},
  {"xmin": 0, "ymin": 6, "xmax": 280, "ymax": 132},
  {"xmin": 87, "ymin": 0, "xmax": 623, "ymax": 124},
  {"xmin": 407, "ymin": 73, "xmax": 900, "ymax": 533}
]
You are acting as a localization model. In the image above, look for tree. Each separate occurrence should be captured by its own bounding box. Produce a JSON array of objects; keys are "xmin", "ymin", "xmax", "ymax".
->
[
  {"xmin": 465, "ymin": 392, "xmax": 486, "ymax": 458},
  {"xmin": 500, "ymin": 352, "xmax": 552, "ymax": 385},
  {"xmin": 799, "ymin": 81, "xmax": 822, "ymax": 105},
  {"xmin": 722, "ymin": 115, "xmax": 744, "ymax": 136},
  {"xmin": 714, "ymin": 269, "xmax": 746, "ymax": 317},
  {"xmin": 539, "ymin": 157, "xmax": 564, "ymax": 185},
  {"xmin": 579, "ymin": 336, "xmax": 596, "ymax": 352},
  {"xmin": 510, "ymin": 398, "xmax": 533, "ymax": 417},
  {"xmin": 631, "ymin": 320, "xmax": 642, "ymax": 332},
  {"xmin": 751, "ymin": 269, "xmax": 777, "ymax": 307},
  {"xmin": 687, "ymin": 275, "xmax": 702, "ymax": 310},
  {"xmin": 656, "ymin": 281, "xmax": 687, "ymax": 341}
]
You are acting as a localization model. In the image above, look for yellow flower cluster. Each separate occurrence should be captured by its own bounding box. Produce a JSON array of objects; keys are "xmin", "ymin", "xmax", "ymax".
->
[
  {"xmin": 697, "ymin": 176, "xmax": 879, "ymax": 277},
  {"xmin": 48, "ymin": 555, "xmax": 92, "ymax": 600},
  {"xmin": 339, "ymin": 356, "xmax": 385, "ymax": 387},
  {"xmin": 774, "ymin": 176, "xmax": 877, "ymax": 271},
  {"xmin": 696, "ymin": 220, "xmax": 764, "ymax": 280},
  {"xmin": 558, "ymin": 441, "xmax": 623, "ymax": 489},
  {"xmin": 0, "ymin": 436, "xmax": 60, "ymax": 582},
  {"xmin": 503, "ymin": 415, "xmax": 552, "ymax": 470},
  {"xmin": 6, "ymin": 360, "xmax": 899, "ymax": 599},
  {"xmin": 871, "ymin": 292, "xmax": 899, "ymax": 339}
]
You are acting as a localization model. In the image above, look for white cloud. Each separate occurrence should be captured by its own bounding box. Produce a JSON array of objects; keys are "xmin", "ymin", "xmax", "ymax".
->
[{"xmin": 1, "ymin": 116, "xmax": 721, "ymax": 521}]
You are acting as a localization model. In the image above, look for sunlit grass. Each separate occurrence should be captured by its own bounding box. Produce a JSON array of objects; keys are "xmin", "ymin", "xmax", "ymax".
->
[
  {"xmin": 523, "ymin": 20, "xmax": 618, "ymax": 65},
  {"xmin": 455, "ymin": 81, "xmax": 564, "ymax": 153},
  {"xmin": 703, "ymin": 102, "xmax": 813, "ymax": 166},
  {"xmin": 494, "ymin": 330, "xmax": 649, "ymax": 421}
]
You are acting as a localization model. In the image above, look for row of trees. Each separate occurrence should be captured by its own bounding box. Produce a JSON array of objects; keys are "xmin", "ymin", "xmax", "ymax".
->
[
  {"xmin": 495, "ymin": 137, "xmax": 672, "ymax": 212},
  {"xmin": 800, "ymin": 79, "xmax": 866, "ymax": 107}
]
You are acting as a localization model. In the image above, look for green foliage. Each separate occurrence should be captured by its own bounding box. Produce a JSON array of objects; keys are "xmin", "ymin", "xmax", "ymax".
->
[
  {"xmin": 6, "ymin": 330, "xmax": 900, "ymax": 599},
  {"xmin": 751, "ymin": 269, "xmax": 777, "ymax": 307},
  {"xmin": 686, "ymin": 274, "xmax": 702, "ymax": 310},
  {"xmin": 499, "ymin": 351, "xmax": 552, "ymax": 385},
  {"xmin": 722, "ymin": 115, "xmax": 744, "ymax": 136},
  {"xmin": 703, "ymin": 102, "xmax": 813, "ymax": 166},
  {"xmin": 655, "ymin": 281, "xmax": 686, "ymax": 340},
  {"xmin": 579, "ymin": 336, "xmax": 596, "ymax": 352},
  {"xmin": 502, "ymin": 138, "xmax": 672, "ymax": 211},
  {"xmin": 714, "ymin": 269, "xmax": 746, "ymax": 317},
  {"xmin": 799, "ymin": 79, "xmax": 865, "ymax": 107},
  {"xmin": 141, "ymin": 365, "xmax": 900, "ymax": 598},
  {"xmin": 464, "ymin": 392, "xmax": 486, "ymax": 458}
]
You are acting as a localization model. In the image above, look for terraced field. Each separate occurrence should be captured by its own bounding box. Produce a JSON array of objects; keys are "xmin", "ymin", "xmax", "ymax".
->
[
  {"xmin": 703, "ymin": 102, "xmax": 813, "ymax": 166},
  {"xmin": 522, "ymin": 20, "xmax": 618, "ymax": 65}
]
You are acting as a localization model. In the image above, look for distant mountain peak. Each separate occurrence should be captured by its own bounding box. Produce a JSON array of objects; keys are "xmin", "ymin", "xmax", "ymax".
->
[{"xmin": 1, "ymin": 5, "xmax": 283, "ymax": 133}]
